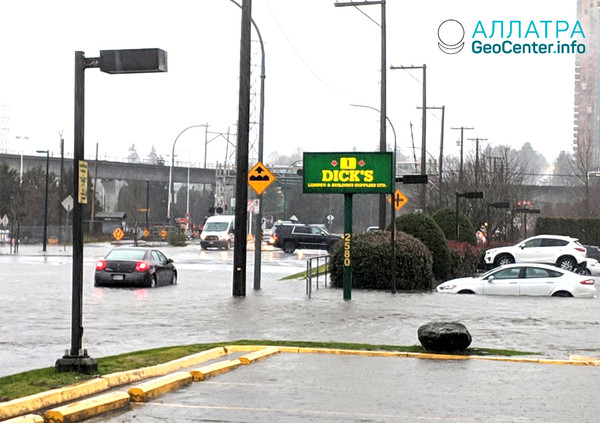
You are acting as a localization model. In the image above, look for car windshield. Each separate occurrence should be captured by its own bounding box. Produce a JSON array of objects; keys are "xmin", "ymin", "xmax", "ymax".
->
[
  {"xmin": 105, "ymin": 249, "xmax": 146, "ymax": 260},
  {"xmin": 204, "ymin": 222, "xmax": 229, "ymax": 231}
]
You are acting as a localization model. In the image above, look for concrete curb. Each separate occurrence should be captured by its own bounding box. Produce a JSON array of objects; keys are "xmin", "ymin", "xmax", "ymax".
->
[
  {"xmin": 0, "ymin": 379, "xmax": 109, "ymax": 421},
  {"xmin": 2, "ymin": 416, "xmax": 44, "ymax": 423},
  {"xmin": 44, "ymin": 392, "xmax": 130, "ymax": 423},
  {"xmin": 239, "ymin": 347, "xmax": 280, "ymax": 365},
  {"xmin": 128, "ymin": 372, "xmax": 192, "ymax": 403},
  {"xmin": 190, "ymin": 359, "xmax": 242, "ymax": 381}
]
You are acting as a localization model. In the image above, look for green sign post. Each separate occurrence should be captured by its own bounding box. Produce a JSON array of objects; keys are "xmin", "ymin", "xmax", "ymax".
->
[{"xmin": 303, "ymin": 152, "xmax": 393, "ymax": 300}]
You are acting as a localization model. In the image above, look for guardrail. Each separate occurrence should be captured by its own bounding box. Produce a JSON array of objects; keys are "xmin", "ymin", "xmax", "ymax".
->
[{"xmin": 306, "ymin": 255, "xmax": 330, "ymax": 298}]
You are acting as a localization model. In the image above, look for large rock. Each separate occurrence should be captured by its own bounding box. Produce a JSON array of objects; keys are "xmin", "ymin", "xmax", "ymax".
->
[{"xmin": 417, "ymin": 322, "xmax": 472, "ymax": 352}]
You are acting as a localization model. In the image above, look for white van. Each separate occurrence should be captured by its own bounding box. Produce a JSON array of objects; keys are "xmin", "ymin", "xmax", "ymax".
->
[{"xmin": 200, "ymin": 215, "xmax": 235, "ymax": 250}]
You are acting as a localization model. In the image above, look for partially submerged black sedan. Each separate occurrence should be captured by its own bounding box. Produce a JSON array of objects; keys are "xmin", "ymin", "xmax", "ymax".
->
[{"xmin": 94, "ymin": 247, "xmax": 177, "ymax": 288}]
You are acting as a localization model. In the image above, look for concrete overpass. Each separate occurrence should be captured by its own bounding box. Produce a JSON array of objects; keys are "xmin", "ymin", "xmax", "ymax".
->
[{"xmin": 0, "ymin": 152, "xmax": 218, "ymax": 212}]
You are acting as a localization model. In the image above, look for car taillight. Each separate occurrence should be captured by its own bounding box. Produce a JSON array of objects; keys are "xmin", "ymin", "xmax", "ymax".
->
[
  {"xmin": 95, "ymin": 260, "xmax": 106, "ymax": 271},
  {"xmin": 135, "ymin": 261, "xmax": 150, "ymax": 272},
  {"xmin": 580, "ymin": 279, "xmax": 595, "ymax": 285},
  {"xmin": 575, "ymin": 247, "xmax": 586, "ymax": 253}
]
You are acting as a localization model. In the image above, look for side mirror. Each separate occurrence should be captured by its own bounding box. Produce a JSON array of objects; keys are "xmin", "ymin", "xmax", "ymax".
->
[
  {"xmin": 167, "ymin": 258, "xmax": 174, "ymax": 264},
  {"xmin": 487, "ymin": 275, "xmax": 495, "ymax": 282},
  {"xmin": 519, "ymin": 244, "xmax": 526, "ymax": 249}
]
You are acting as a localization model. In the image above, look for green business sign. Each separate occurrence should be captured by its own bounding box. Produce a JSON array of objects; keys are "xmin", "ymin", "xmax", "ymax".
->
[{"xmin": 303, "ymin": 152, "xmax": 393, "ymax": 194}]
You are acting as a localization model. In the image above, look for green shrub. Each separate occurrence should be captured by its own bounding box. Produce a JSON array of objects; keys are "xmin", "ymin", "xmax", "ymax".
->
[
  {"xmin": 391, "ymin": 213, "xmax": 451, "ymax": 280},
  {"xmin": 329, "ymin": 231, "xmax": 433, "ymax": 291},
  {"xmin": 432, "ymin": 207, "xmax": 476, "ymax": 244},
  {"xmin": 168, "ymin": 231, "xmax": 187, "ymax": 246},
  {"xmin": 447, "ymin": 241, "xmax": 482, "ymax": 279}
]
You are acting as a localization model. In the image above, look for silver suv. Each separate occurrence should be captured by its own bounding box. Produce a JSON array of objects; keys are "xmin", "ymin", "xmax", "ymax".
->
[{"xmin": 483, "ymin": 235, "xmax": 587, "ymax": 271}]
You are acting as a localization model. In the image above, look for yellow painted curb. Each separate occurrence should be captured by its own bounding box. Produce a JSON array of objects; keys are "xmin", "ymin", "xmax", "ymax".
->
[
  {"xmin": 0, "ymin": 378, "xmax": 109, "ymax": 421},
  {"xmin": 190, "ymin": 359, "xmax": 242, "ymax": 381},
  {"xmin": 569, "ymin": 355, "xmax": 600, "ymax": 365},
  {"xmin": 44, "ymin": 391, "xmax": 129, "ymax": 423},
  {"xmin": 239, "ymin": 347, "xmax": 280, "ymax": 364},
  {"xmin": 128, "ymin": 372, "xmax": 192, "ymax": 403},
  {"xmin": 2, "ymin": 415, "xmax": 44, "ymax": 423},
  {"xmin": 224, "ymin": 345, "xmax": 266, "ymax": 353},
  {"xmin": 102, "ymin": 347, "xmax": 226, "ymax": 387},
  {"xmin": 295, "ymin": 347, "xmax": 408, "ymax": 357}
]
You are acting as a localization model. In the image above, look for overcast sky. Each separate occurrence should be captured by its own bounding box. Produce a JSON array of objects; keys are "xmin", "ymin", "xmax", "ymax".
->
[{"xmin": 0, "ymin": 0, "xmax": 578, "ymax": 169}]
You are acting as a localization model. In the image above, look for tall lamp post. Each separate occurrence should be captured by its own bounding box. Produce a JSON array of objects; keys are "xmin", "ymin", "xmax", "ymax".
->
[
  {"xmin": 56, "ymin": 48, "xmax": 167, "ymax": 373},
  {"xmin": 15, "ymin": 135, "xmax": 29, "ymax": 185},
  {"xmin": 167, "ymin": 124, "xmax": 208, "ymax": 226},
  {"xmin": 36, "ymin": 149, "xmax": 50, "ymax": 252}
]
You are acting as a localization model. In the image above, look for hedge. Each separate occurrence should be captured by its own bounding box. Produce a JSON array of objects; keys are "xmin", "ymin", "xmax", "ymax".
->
[
  {"xmin": 391, "ymin": 213, "xmax": 451, "ymax": 280},
  {"xmin": 329, "ymin": 231, "xmax": 433, "ymax": 290},
  {"xmin": 432, "ymin": 207, "xmax": 476, "ymax": 244},
  {"xmin": 534, "ymin": 217, "xmax": 600, "ymax": 246},
  {"xmin": 447, "ymin": 241, "xmax": 482, "ymax": 279}
]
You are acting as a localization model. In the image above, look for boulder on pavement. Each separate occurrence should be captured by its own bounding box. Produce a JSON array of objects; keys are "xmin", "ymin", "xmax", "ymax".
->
[{"xmin": 417, "ymin": 322, "xmax": 472, "ymax": 352}]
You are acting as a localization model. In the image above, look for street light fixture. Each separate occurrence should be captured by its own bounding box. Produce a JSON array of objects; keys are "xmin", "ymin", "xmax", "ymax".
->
[
  {"xmin": 56, "ymin": 48, "xmax": 167, "ymax": 374},
  {"xmin": 36, "ymin": 149, "xmax": 50, "ymax": 252}
]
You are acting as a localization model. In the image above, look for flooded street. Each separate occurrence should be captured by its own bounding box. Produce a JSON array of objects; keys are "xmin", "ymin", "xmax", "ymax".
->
[{"xmin": 1, "ymin": 243, "xmax": 599, "ymax": 377}]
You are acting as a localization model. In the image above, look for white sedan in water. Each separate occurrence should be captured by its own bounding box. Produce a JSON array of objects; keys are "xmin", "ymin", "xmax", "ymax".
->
[{"xmin": 437, "ymin": 263, "xmax": 597, "ymax": 298}]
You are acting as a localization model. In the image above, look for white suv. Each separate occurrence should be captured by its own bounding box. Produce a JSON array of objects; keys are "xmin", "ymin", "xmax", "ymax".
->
[{"xmin": 484, "ymin": 235, "xmax": 587, "ymax": 271}]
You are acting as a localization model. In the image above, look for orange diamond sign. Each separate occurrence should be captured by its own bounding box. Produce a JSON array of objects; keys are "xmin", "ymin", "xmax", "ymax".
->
[
  {"xmin": 112, "ymin": 227, "xmax": 125, "ymax": 241},
  {"xmin": 248, "ymin": 162, "xmax": 276, "ymax": 195},
  {"xmin": 388, "ymin": 189, "xmax": 409, "ymax": 211}
]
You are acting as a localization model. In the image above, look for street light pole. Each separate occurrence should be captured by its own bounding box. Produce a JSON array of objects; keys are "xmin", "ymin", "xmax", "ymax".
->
[
  {"xmin": 56, "ymin": 48, "xmax": 167, "ymax": 374},
  {"xmin": 36, "ymin": 149, "xmax": 50, "ymax": 252},
  {"xmin": 168, "ymin": 124, "xmax": 208, "ymax": 225},
  {"xmin": 451, "ymin": 126, "xmax": 474, "ymax": 186},
  {"xmin": 15, "ymin": 135, "xmax": 29, "ymax": 185},
  {"xmin": 417, "ymin": 106, "xmax": 445, "ymax": 207},
  {"xmin": 335, "ymin": 0, "xmax": 387, "ymax": 230}
]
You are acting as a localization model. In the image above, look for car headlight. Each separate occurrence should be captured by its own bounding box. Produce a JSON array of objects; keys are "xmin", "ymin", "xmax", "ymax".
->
[{"xmin": 438, "ymin": 284, "xmax": 456, "ymax": 291}]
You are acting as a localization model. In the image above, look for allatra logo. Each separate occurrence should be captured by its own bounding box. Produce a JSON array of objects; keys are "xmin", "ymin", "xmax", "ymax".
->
[{"xmin": 438, "ymin": 19, "xmax": 465, "ymax": 54}]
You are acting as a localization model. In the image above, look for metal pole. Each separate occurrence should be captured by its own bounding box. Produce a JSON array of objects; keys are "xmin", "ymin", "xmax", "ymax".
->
[
  {"xmin": 438, "ymin": 106, "xmax": 445, "ymax": 208},
  {"xmin": 378, "ymin": 0, "xmax": 387, "ymax": 232},
  {"xmin": 42, "ymin": 151, "xmax": 49, "ymax": 252},
  {"xmin": 455, "ymin": 192, "xmax": 460, "ymax": 240},
  {"xmin": 145, "ymin": 180, "xmax": 150, "ymax": 228},
  {"xmin": 233, "ymin": 0, "xmax": 252, "ymax": 297},
  {"xmin": 343, "ymin": 193, "xmax": 353, "ymax": 301},
  {"xmin": 451, "ymin": 127, "xmax": 474, "ymax": 187},
  {"xmin": 420, "ymin": 64, "xmax": 427, "ymax": 211},
  {"xmin": 59, "ymin": 131, "xmax": 64, "ymax": 227}
]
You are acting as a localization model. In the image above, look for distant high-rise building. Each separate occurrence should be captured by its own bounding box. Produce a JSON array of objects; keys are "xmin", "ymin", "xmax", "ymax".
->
[
  {"xmin": 0, "ymin": 105, "xmax": 10, "ymax": 152},
  {"xmin": 574, "ymin": 0, "xmax": 600, "ymax": 168}
]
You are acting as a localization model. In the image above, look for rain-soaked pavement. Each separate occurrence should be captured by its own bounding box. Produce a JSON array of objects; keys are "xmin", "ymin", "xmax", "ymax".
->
[{"xmin": 1, "ymin": 241, "xmax": 598, "ymax": 378}]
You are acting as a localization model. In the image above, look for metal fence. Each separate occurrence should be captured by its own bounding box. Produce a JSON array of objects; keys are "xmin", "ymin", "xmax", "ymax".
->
[{"xmin": 306, "ymin": 255, "xmax": 331, "ymax": 298}]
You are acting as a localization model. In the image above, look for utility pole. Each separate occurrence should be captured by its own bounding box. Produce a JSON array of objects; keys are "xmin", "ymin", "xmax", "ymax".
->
[
  {"xmin": 391, "ymin": 64, "xmax": 427, "ymax": 210},
  {"xmin": 467, "ymin": 137, "xmax": 487, "ymax": 188},
  {"xmin": 418, "ymin": 105, "xmax": 444, "ymax": 207},
  {"xmin": 451, "ymin": 126, "xmax": 474, "ymax": 186},
  {"xmin": 335, "ymin": 0, "xmax": 387, "ymax": 230},
  {"xmin": 233, "ymin": 0, "xmax": 252, "ymax": 297},
  {"xmin": 59, "ymin": 131, "xmax": 65, "ymax": 228}
]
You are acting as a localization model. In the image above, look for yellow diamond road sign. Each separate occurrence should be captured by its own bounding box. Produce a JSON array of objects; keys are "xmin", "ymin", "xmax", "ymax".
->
[
  {"xmin": 112, "ymin": 227, "xmax": 124, "ymax": 241},
  {"xmin": 388, "ymin": 189, "xmax": 409, "ymax": 211},
  {"xmin": 248, "ymin": 162, "xmax": 276, "ymax": 196}
]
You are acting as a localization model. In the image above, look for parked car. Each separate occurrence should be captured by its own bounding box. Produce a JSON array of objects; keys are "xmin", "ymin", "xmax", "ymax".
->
[
  {"xmin": 483, "ymin": 235, "xmax": 587, "ymax": 271},
  {"xmin": 268, "ymin": 223, "xmax": 341, "ymax": 254},
  {"xmin": 95, "ymin": 247, "xmax": 177, "ymax": 288},
  {"xmin": 575, "ymin": 258, "xmax": 600, "ymax": 276},
  {"xmin": 437, "ymin": 263, "xmax": 596, "ymax": 297}
]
